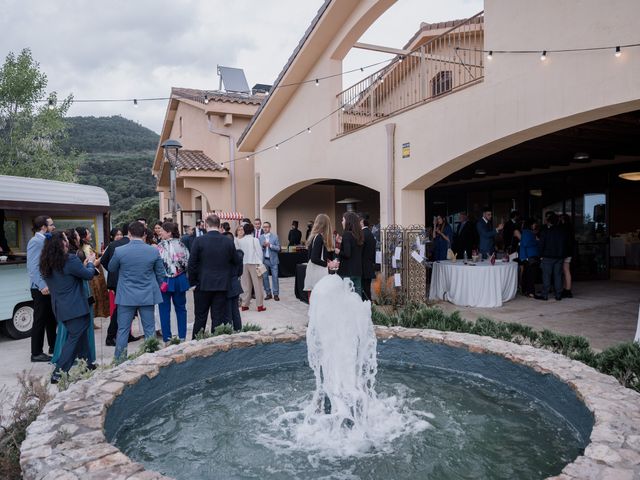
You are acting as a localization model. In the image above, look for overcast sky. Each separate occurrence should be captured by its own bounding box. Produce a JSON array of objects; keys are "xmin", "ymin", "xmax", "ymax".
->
[{"xmin": 0, "ymin": 0, "xmax": 482, "ymax": 133}]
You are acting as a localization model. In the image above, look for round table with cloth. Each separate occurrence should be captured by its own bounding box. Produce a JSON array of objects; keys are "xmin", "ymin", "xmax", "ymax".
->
[{"xmin": 429, "ymin": 260, "xmax": 518, "ymax": 308}]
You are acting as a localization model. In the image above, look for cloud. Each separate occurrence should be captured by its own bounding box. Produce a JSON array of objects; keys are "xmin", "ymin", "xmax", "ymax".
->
[{"xmin": 0, "ymin": 0, "xmax": 482, "ymax": 133}]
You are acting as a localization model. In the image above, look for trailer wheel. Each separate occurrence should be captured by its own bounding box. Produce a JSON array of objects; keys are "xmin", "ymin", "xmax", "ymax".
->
[{"xmin": 2, "ymin": 303, "xmax": 34, "ymax": 339}]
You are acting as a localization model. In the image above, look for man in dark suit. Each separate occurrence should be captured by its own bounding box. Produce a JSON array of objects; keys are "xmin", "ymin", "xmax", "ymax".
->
[
  {"xmin": 100, "ymin": 223, "xmax": 130, "ymax": 346},
  {"xmin": 288, "ymin": 220, "xmax": 302, "ymax": 246},
  {"xmin": 452, "ymin": 211, "xmax": 475, "ymax": 260},
  {"xmin": 536, "ymin": 213, "xmax": 567, "ymax": 301},
  {"xmin": 188, "ymin": 214, "xmax": 241, "ymax": 338},
  {"xmin": 502, "ymin": 210, "xmax": 521, "ymax": 254},
  {"xmin": 360, "ymin": 215, "xmax": 377, "ymax": 301},
  {"xmin": 181, "ymin": 225, "xmax": 194, "ymax": 251},
  {"xmin": 476, "ymin": 207, "xmax": 503, "ymax": 257}
]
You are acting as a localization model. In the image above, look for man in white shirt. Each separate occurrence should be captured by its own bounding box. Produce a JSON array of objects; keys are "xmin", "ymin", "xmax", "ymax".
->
[{"xmin": 259, "ymin": 222, "xmax": 281, "ymax": 301}]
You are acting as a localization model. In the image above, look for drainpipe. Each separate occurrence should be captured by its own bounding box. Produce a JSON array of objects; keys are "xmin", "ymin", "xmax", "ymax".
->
[
  {"xmin": 385, "ymin": 123, "xmax": 396, "ymax": 226},
  {"xmin": 207, "ymin": 115, "xmax": 237, "ymax": 213}
]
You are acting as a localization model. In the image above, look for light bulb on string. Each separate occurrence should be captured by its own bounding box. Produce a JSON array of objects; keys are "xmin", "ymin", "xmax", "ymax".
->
[
  {"xmin": 315, "ymin": 79, "xmax": 319, "ymax": 86},
  {"xmin": 275, "ymin": 144, "xmax": 279, "ymax": 150},
  {"xmin": 615, "ymin": 46, "xmax": 622, "ymax": 57},
  {"xmin": 204, "ymin": 94, "xmax": 209, "ymax": 104},
  {"xmin": 307, "ymin": 127, "xmax": 311, "ymax": 134},
  {"xmin": 540, "ymin": 50, "xmax": 547, "ymax": 61},
  {"xmin": 47, "ymin": 98, "xmax": 55, "ymax": 110},
  {"xmin": 133, "ymin": 99, "xmax": 138, "ymax": 107},
  {"xmin": 487, "ymin": 50, "xmax": 493, "ymax": 60}
]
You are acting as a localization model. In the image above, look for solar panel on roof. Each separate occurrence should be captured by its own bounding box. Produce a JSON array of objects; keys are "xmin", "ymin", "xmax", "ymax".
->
[{"xmin": 217, "ymin": 66, "xmax": 251, "ymax": 94}]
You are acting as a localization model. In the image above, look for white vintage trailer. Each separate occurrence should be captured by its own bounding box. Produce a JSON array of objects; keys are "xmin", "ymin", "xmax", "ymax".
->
[{"xmin": 0, "ymin": 175, "xmax": 110, "ymax": 338}]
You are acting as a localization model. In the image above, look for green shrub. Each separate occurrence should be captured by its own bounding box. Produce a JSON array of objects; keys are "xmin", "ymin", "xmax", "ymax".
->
[
  {"xmin": 195, "ymin": 330, "xmax": 213, "ymax": 341},
  {"xmin": 241, "ymin": 324, "xmax": 262, "ymax": 332},
  {"xmin": 213, "ymin": 324, "xmax": 234, "ymax": 336},
  {"xmin": 140, "ymin": 337, "xmax": 161, "ymax": 353},
  {"xmin": 596, "ymin": 342, "xmax": 640, "ymax": 392},
  {"xmin": 57, "ymin": 359, "xmax": 94, "ymax": 391}
]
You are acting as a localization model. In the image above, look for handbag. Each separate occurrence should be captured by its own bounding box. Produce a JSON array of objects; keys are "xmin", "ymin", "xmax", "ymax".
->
[
  {"xmin": 304, "ymin": 235, "xmax": 328, "ymax": 291},
  {"xmin": 254, "ymin": 239, "xmax": 268, "ymax": 278}
]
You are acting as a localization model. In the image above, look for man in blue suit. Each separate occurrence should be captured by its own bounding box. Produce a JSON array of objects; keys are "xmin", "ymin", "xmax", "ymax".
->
[
  {"xmin": 476, "ymin": 207, "xmax": 504, "ymax": 258},
  {"xmin": 259, "ymin": 221, "xmax": 281, "ymax": 301},
  {"xmin": 108, "ymin": 221, "xmax": 166, "ymax": 361}
]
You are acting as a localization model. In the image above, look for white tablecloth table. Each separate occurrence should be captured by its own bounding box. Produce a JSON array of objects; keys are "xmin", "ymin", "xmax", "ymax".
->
[{"xmin": 429, "ymin": 260, "xmax": 518, "ymax": 308}]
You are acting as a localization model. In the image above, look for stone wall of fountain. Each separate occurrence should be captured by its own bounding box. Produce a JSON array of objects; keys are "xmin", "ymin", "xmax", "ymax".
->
[{"xmin": 20, "ymin": 327, "xmax": 640, "ymax": 480}]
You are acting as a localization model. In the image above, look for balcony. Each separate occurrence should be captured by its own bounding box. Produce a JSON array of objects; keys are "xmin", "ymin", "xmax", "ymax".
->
[{"xmin": 337, "ymin": 12, "xmax": 484, "ymax": 136}]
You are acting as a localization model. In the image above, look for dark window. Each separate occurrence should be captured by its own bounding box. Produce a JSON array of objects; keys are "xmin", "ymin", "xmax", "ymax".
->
[{"xmin": 431, "ymin": 71, "xmax": 452, "ymax": 96}]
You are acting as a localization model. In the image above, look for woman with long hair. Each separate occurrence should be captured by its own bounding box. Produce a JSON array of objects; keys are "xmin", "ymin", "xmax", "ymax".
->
[
  {"xmin": 109, "ymin": 227, "xmax": 123, "ymax": 243},
  {"xmin": 76, "ymin": 226, "xmax": 110, "ymax": 321},
  {"xmin": 303, "ymin": 213, "xmax": 337, "ymax": 294},
  {"xmin": 336, "ymin": 211, "xmax": 364, "ymax": 294},
  {"xmin": 50, "ymin": 229, "xmax": 97, "ymax": 365},
  {"xmin": 156, "ymin": 222, "xmax": 190, "ymax": 343},
  {"xmin": 40, "ymin": 231, "xmax": 97, "ymax": 383},
  {"xmin": 237, "ymin": 223, "xmax": 266, "ymax": 312},
  {"xmin": 433, "ymin": 215, "xmax": 453, "ymax": 261}
]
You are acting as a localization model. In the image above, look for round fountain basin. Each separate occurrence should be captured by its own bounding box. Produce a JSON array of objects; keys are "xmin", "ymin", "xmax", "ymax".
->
[
  {"xmin": 105, "ymin": 340, "xmax": 591, "ymax": 480},
  {"xmin": 19, "ymin": 328, "xmax": 640, "ymax": 480}
]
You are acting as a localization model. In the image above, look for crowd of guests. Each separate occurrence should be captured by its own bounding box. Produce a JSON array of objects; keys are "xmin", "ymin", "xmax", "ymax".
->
[
  {"xmin": 303, "ymin": 211, "xmax": 376, "ymax": 301},
  {"xmin": 437, "ymin": 207, "xmax": 575, "ymax": 301},
  {"xmin": 27, "ymin": 213, "xmax": 309, "ymax": 384}
]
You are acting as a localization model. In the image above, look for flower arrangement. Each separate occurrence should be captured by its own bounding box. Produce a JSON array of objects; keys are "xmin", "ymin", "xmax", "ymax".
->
[{"xmin": 371, "ymin": 273, "xmax": 398, "ymax": 306}]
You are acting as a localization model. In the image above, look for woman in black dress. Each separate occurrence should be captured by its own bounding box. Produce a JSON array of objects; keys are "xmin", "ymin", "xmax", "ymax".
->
[{"xmin": 336, "ymin": 211, "xmax": 364, "ymax": 295}]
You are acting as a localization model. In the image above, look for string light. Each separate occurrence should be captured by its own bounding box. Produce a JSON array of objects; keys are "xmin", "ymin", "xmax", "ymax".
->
[
  {"xmin": 307, "ymin": 127, "xmax": 311, "ymax": 134},
  {"xmin": 47, "ymin": 98, "xmax": 55, "ymax": 110},
  {"xmin": 204, "ymin": 94, "xmax": 209, "ymax": 104},
  {"xmin": 133, "ymin": 99, "xmax": 138, "ymax": 107},
  {"xmin": 487, "ymin": 50, "xmax": 493, "ymax": 60},
  {"xmin": 457, "ymin": 42, "xmax": 640, "ymax": 57},
  {"xmin": 540, "ymin": 50, "xmax": 547, "ymax": 61},
  {"xmin": 275, "ymin": 144, "xmax": 279, "ymax": 150},
  {"xmin": 615, "ymin": 46, "xmax": 622, "ymax": 57},
  {"xmin": 315, "ymin": 79, "xmax": 319, "ymax": 86}
]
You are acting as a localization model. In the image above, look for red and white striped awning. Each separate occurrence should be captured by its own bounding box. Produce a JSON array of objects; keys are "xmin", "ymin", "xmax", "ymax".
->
[{"xmin": 206, "ymin": 211, "xmax": 244, "ymax": 221}]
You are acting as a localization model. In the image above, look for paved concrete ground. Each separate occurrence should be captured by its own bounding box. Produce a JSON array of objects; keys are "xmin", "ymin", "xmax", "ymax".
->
[
  {"xmin": 1, "ymin": 277, "xmax": 638, "ymax": 417},
  {"xmin": 0, "ymin": 278, "xmax": 308, "ymax": 421},
  {"xmin": 436, "ymin": 280, "xmax": 639, "ymax": 351}
]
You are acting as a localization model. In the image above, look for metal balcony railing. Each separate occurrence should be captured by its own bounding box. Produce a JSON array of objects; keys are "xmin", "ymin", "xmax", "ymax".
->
[{"xmin": 337, "ymin": 12, "xmax": 484, "ymax": 136}]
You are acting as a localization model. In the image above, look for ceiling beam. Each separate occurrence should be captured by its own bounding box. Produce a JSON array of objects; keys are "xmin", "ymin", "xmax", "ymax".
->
[{"xmin": 353, "ymin": 42, "xmax": 408, "ymax": 56}]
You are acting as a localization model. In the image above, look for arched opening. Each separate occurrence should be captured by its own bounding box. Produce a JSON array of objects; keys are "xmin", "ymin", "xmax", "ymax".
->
[
  {"xmin": 424, "ymin": 109, "xmax": 640, "ymax": 281},
  {"xmin": 272, "ymin": 180, "xmax": 381, "ymax": 246}
]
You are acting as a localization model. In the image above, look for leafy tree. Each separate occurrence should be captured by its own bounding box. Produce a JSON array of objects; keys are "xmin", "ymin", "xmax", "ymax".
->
[
  {"xmin": 112, "ymin": 197, "xmax": 159, "ymax": 228},
  {"xmin": 0, "ymin": 48, "xmax": 80, "ymax": 181}
]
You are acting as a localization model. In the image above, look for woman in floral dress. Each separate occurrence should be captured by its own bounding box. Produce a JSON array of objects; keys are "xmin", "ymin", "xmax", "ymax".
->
[{"xmin": 156, "ymin": 222, "xmax": 190, "ymax": 342}]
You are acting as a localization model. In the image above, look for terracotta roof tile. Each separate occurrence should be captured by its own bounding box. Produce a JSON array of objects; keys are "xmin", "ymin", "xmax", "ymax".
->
[
  {"xmin": 172, "ymin": 87, "xmax": 264, "ymax": 106},
  {"xmin": 176, "ymin": 150, "xmax": 227, "ymax": 172}
]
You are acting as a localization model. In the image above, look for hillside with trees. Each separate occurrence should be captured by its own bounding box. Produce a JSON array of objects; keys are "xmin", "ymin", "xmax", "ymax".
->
[
  {"xmin": 0, "ymin": 49, "xmax": 160, "ymax": 226},
  {"xmin": 68, "ymin": 115, "xmax": 160, "ymax": 226}
]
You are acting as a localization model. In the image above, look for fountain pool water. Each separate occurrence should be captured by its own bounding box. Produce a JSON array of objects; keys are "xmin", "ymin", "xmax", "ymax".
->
[{"xmin": 105, "ymin": 276, "xmax": 592, "ymax": 479}]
